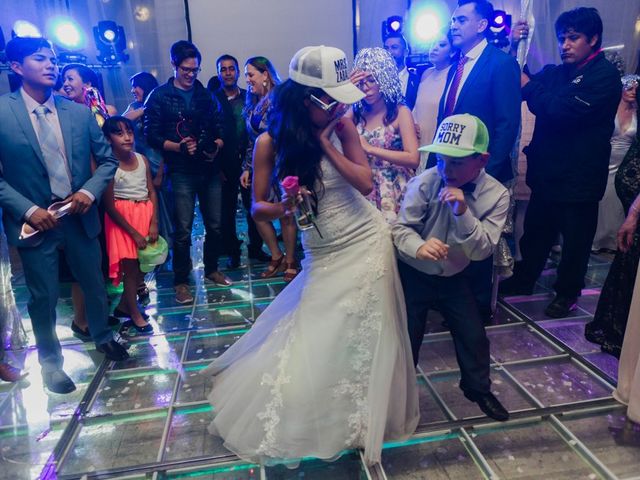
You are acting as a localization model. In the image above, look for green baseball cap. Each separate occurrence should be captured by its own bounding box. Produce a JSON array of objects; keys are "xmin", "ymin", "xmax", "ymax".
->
[
  {"xmin": 138, "ymin": 235, "xmax": 168, "ymax": 273},
  {"xmin": 419, "ymin": 114, "xmax": 489, "ymax": 158}
]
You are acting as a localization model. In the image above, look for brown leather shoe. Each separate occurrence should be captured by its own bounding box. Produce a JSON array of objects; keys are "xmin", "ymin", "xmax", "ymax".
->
[
  {"xmin": 205, "ymin": 271, "xmax": 233, "ymax": 286},
  {"xmin": 0, "ymin": 363, "xmax": 25, "ymax": 383}
]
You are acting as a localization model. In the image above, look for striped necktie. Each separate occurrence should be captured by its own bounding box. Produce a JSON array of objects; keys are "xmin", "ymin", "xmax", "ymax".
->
[
  {"xmin": 443, "ymin": 56, "xmax": 469, "ymax": 118},
  {"xmin": 33, "ymin": 105, "xmax": 72, "ymax": 199}
]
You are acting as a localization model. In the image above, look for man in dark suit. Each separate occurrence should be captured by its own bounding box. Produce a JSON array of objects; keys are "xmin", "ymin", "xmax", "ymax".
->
[
  {"xmin": 437, "ymin": 0, "xmax": 521, "ymax": 320},
  {"xmin": 0, "ymin": 37, "xmax": 129, "ymax": 394},
  {"xmin": 439, "ymin": 0, "xmax": 521, "ymax": 183}
]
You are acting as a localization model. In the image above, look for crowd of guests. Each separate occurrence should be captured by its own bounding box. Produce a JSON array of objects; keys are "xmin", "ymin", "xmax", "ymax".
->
[{"xmin": 0, "ymin": 0, "xmax": 639, "ymax": 458}]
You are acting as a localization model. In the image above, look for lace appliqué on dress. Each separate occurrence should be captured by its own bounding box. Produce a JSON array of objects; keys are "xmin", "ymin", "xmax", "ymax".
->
[{"xmin": 334, "ymin": 230, "xmax": 387, "ymax": 447}]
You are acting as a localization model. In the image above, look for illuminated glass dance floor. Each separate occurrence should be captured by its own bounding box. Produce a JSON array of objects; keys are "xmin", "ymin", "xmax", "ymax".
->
[{"xmin": 1, "ymin": 226, "xmax": 640, "ymax": 478}]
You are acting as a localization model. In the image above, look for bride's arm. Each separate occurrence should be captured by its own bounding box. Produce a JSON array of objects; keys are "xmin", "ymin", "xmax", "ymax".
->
[
  {"xmin": 319, "ymin": 118, "xmax": 373, "ymax": 195},
  {"xmin": 251, "ymin": 132, "xmax": 290, "ymax": 222}
]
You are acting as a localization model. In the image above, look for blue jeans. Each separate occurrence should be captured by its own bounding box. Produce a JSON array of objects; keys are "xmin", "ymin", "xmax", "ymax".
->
[{"xmin": 170, "ymin": 172, "xmax": 223, "ymax": 285}]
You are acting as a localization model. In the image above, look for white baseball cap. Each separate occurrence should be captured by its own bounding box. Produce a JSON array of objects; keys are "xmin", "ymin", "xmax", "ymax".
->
[{"xmin": 289, "ymin": 45, "xmax": 365, "ymax": 104}]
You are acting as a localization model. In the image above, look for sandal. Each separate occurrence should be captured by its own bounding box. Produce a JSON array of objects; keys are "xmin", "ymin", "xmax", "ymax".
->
[
  {"xmin": 283, "ymin": 262, "xmax": 299, "ymax": 283},
  {"xmin": 260, "ymin": 255, "xmax": 285, "ymax": 278}
]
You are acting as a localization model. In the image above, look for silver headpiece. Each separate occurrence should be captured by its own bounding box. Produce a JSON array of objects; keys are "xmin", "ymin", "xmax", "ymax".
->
[
  {"xmin": 621, "ymin": 74, "xmax": 640, "ymax": 90},
  {"xmin": 352, "ymin": 47, "xmax": 404, "ymax": 111}
]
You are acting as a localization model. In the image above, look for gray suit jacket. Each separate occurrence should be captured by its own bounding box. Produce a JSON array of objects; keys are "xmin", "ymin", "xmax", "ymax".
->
[{"xmin": 0, "ymin": 91, "xmax": 118, "ymax": 245}]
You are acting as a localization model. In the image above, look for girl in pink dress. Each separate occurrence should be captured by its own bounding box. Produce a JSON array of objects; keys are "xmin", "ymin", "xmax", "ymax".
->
[{"xmin": 102, "ymin": 117, "xmax": 159, "ymax": 336}]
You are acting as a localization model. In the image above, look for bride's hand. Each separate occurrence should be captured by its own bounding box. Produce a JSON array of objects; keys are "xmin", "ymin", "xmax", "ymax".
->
[
  {"xmin": 319, "ymin": 107, "xmax": 349, "ymax": 144},
  {"xmin": 280, "ymin": 190, "xmax": 299, "ymax": 216}
]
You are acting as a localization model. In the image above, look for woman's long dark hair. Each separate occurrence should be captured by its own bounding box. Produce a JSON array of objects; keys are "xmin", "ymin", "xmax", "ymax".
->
[
  {"xmin": 268, "ymin": 80, "xmax": 324, "ymax": 206},
  {"xmin": 353, "ymin": 95, "xmax": 399, "ymax": 127},
  {"xmin": 130, "ymin": 71, "xmax": 159, "ymax": 103}
]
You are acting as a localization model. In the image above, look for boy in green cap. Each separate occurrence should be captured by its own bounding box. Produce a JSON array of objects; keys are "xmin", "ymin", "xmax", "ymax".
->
[{"xmin": 392, "ymin": 113, "xmax": 510, "ymax": 421}]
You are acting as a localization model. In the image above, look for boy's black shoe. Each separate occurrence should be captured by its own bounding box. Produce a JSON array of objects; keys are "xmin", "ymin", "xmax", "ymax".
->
[
  {"xmin": 544, "ymin": 295, "xmax": 577, "ymax": 318},
  {"xmin": 464, "ymin": 390, "xmax": 509, "ymax": 421}
]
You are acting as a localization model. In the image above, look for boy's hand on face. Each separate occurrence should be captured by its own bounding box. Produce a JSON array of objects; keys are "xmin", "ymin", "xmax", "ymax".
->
[
  {"xmin": 439, "ymin": 186, "xmax": 467, "ymax": 216},
  {"xmin": 416, "ymin": 237, "xmax": 449, "ymax": 261}
]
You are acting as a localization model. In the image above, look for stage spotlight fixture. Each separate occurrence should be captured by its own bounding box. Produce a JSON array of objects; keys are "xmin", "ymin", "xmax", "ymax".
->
[
  {"xmin": 12, "ymin": 20, "xmax": 42, "ymax": 38},
  {"xmin": 382, "ymin": 15, "xmax": 404, "ymax": 41},
  {"xmin": 405, "ymin": 0, "xmax": 449, "ymax": 55},
  {"xmin": 413, "ymin": 12, "xmax": 440, "ymax": 42},
  {"xmin": 93, "ymin": 20, "xmax": 129, "ymax": 64},
  {"xmin": 488, "ymin": 10, "xmax": 512, "ymax": 48},
  {"xmin": 46, "ymin": 17, "xmax": 87, "ymax": 64},
  {"xmin": 50, "ymin": 18, "xmax": 84, "ymax": 49}
]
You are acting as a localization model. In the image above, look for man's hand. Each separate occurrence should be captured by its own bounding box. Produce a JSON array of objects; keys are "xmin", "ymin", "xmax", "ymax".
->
[
  {"xmin": 511, "ymin": 20, "xmax": 530, "ymax": 44},
  {"xmin": 27, "ymin": 207, "xmax": 58, "ymax": 232},
  {"xmin": 179, "ymin": 137, "xmax": 198, "ymax": 156},
  {"xmin": 416, "ymin": 238, "xmax": 449, "ymax": 261},
  {"xmin": 67, "ymin": 191, "xmax": 93, "ymax": 215},
  {"xmin": 240, "ymin": 170, "xmax": 251, "ymax": 189},
  {"xmin": 521, "ymin": 72, "xmax": 530, "ymax": 88},
  {"xmin": 439, "ymin": 186, "xmax": 467, "ymax": 216}
]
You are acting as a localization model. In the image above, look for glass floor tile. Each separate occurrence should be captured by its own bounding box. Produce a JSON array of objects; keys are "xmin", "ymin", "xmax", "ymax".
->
[
  {"xmin": 380, "ymin": 433, "xmax": 479, "ymax": 479},
  {"xmin": 60, "ymin": 412, "xmax": 168, "ymax": 475},
  {"xmin": 506, "ymin": 358, "xmax": 613, "ymax": 406},
  {"xmin": 470, "ymin": 419, "xmax": 596, "ymax": 479},
  {"xmin": 560, "ymin": 407, "xmax": 640, "ymax": 479}
]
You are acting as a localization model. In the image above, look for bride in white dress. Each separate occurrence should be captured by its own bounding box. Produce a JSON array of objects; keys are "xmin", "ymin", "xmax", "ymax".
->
[{"xmin": 203, "ymin": 46, "xmax": 419, "ymax": 466}]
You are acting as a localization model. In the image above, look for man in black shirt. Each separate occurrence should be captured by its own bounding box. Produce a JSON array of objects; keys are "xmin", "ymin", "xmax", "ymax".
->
[
  {"xmin": 145, "ymin": 41, "xmax": 228, "ymax": 304},
  {"xmin": 211, "ymin": 54, "xmax": 269, "ymax": 269},
  {"xmin": 500, "ymin": 8, "xmax": 621, "ymax": 318}
]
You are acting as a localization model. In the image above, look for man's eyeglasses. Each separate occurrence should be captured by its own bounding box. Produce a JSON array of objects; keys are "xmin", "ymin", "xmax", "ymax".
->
[
  {"xmin": 178, "ymin": 66, "xmax": 201, "ymax": 75},
  {"xmin": 309, "ymin": 94, "xmax": 339, "ymax": 113}
]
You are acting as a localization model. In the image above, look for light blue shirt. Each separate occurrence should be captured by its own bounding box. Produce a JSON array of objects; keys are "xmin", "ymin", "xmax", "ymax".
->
[
  {"xmin": 392, "ymin": 167, "xmax": 509, "ymax": 276},
  {"xmin": 20, "ymin": 89, "xmax": 95, "ymax": 219}
]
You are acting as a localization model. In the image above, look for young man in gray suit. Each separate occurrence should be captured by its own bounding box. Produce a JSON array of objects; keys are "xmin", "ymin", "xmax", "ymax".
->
[{"xmin": 0, "ymin": 37, "xmax": 129, "ymax": 394}]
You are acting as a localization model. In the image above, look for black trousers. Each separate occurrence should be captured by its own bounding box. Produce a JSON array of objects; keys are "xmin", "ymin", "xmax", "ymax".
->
[
  {"xmin": 398, "ymin": 261, "xmax": 491, "ymax": 393},
  {"xmin": 220, "ymin": 174, "xmax": 263, "ymax": 258},
  {"xmin": 514, "ymin": 195, "xmax": 598, "ymax": 298}
]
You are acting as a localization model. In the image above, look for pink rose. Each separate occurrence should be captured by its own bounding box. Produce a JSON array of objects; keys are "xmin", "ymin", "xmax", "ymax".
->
[{"xmin": 281, "ymin": 176, "xmax": 300, "ymax": 196}]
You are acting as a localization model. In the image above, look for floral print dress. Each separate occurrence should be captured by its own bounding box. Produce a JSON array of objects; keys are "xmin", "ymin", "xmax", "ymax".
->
[{"xmin": 357, "ymin": 124, "xmax": 415, "ymax": 224}]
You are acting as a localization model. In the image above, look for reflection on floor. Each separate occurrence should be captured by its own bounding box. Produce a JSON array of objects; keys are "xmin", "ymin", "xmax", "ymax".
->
[{"xmin": 1, "ymin": 233, "xmax": 639, "ymax": 478}]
